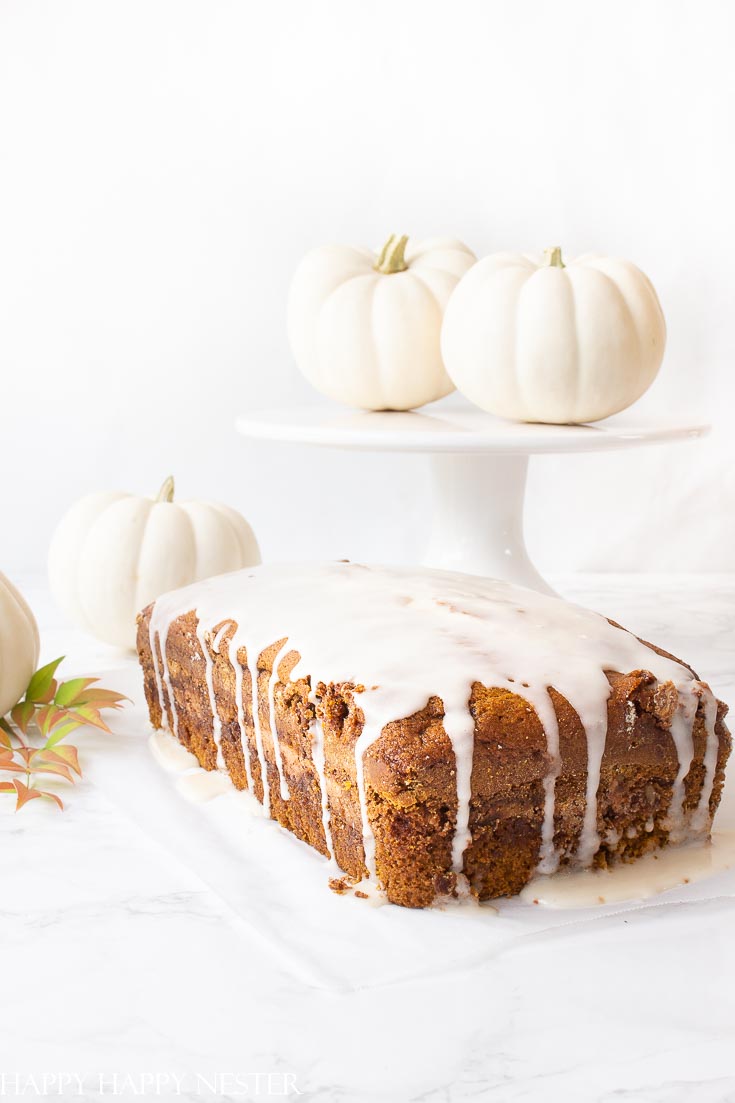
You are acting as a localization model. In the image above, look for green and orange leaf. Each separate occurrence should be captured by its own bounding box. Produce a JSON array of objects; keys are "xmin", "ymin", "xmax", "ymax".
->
[
  {"xmin": 43, "ymin": 744, "xmax": 82, "ymax": 777},
  {"xmin": 10, "ymin": 700, "xmax": 35, "ymax": 734},
  {"xmin": 66, "ymin": 704, "xmax": 114, "ymax": 732},
  {"xmin": 12, "ymin": 778, "xmax": 64, "ymax": 811},
  {"xmin": 78, "ymin": 687, "xmax": 128, "ymax": 708},
  {"xmin": 13, "ymin": 746, "xmax": 37, "ymax": 768},
  {"xmin": 54, "ymin": 677, "xmax": 97, "ymax": 707},
  {"xmin": 29, "ymin": 757, "xmax": 76, "ymax": 784},
  {"xmin": 1, "ymin": 657, "xmax": 125, "ymax": 813},
  {"xmin": 0, "ymin": 755, "xmax": 28, "ymax": 775},
  {"xmin": 44, "ymin": 719, "xmax": 85, "ymax": 748},
  {"xmin": 24, "ymin": 657, "xmax": 64, "ymax": 704}
]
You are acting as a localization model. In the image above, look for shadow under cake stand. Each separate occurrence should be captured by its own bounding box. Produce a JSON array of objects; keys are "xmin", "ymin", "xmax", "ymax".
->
[{"xmin": 236, "ymin": 405, "xmax": 709, "ymax": 595}]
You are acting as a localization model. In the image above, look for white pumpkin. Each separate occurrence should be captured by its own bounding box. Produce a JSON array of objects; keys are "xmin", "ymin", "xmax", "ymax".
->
[
  {"xmin": 441, "ymin": 247, "xmax": 666, "ymax": 424},
  {"xmin": 288, "ymin": 234, "xmax": 476, "ymax": 411},
  {"xmin": 48, "ymin": 477, "xmax": 260, "ymax": 650},
  {"xmin": 0, "ymin": 572, "xmax": 40, "ymax": 718}
]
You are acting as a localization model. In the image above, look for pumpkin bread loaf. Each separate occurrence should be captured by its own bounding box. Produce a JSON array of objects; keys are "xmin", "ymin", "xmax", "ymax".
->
[{"xmin": 136, "ymin": 563, "xmax": 730, "ymax": 908}]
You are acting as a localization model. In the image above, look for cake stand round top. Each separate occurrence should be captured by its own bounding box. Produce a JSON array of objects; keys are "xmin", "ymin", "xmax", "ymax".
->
[
  {"xmin": 236, "ymin": 403, "xmax": 710, "ymax": 454},
  {"xmin": 235, "ymin": 401, "xmax": 710, "ymax": 593}
]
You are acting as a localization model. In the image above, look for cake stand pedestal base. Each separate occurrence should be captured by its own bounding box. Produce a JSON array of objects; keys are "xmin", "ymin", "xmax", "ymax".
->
[
  {"xmin": 423, "ymin": 453, "xmax": 552, "ymax": 593},
  {"xmin": 236, "ymin": 405, "xmax": 708, "ymax": 594}
]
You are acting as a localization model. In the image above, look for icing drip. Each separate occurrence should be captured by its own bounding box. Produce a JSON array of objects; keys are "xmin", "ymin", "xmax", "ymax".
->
[
  {"xmin": 444, "ymin": 706, "xmax": 477, "ymax": 877},
  {"xmin": 231, "ymin": 641, "xmax": 256, "ymax": 793},
  {"xmin": 156, "ymin": 628, "xmax": 181, "ymax": 742},
  {"xmin": 353, "ymin": 721, "xmax": 378, "ymax": 878},
  {"xmin": 212, "ymin": 624, "xmax": 231, "ymax": 653},
  {"xmin": 146, "ymin": 562, "xmax": 718, "ymax": 887},
  {"xmin": 666, "ymin": 688, "xmax": 698, "ymax": 842},
  {"xmin": 576, "ymin": 710, "xmax": 609, "ymax": 868},
  {"xmin": 150, "ymin": 630, "xmax": 166, "ymax": 725},
  {"xmin": 244, "ymin": 645, "xmax": 273, "ymax": 817},
  {"xmin": 691, "ymin": 686, "xmax": 719, "ymax": 834},
  {"xmin": 309, "ymin": 705, "xmax": 335, "ymax": 865},
  {"xmin": 267, "ymin": 642, "xmax": 291, "ymax": 801},
  {"xmin": 535, "ymin": 692, "xmax": 561, "ymax": 875},
  {"xmin": 196, "ymin": 619, "xmax": 226, "ymax": 771}
]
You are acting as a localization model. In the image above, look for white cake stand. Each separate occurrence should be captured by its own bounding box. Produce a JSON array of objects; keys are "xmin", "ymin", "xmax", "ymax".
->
[{"xmin": 236, "ymin": 404, "xmax": 709, "ymax": 595}]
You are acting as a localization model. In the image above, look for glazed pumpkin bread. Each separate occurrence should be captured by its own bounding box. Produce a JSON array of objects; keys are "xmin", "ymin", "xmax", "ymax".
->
[{"xmin": 136, "ymin": 563, "xmax": 730, "ymax": 908}]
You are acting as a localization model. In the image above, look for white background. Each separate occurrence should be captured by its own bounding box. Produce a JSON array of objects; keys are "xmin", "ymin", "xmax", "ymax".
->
[{"xmin": 1, "ymin": 0, "xmax": 733, "ymax": 579}]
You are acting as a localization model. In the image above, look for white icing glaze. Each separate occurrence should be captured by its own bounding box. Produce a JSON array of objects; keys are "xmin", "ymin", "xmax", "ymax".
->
[
  {"xmin": 175, "ymin": 769, "xmax": 231, "ymax": 802},
  {"xmin": 148, "ymin": 730, "xmax": 230, "ymax": 802},
  {"xmin": 148, "ymin": 730, "xmax": 199, "ymax": 772},
  {"xmin": 147, "ymin": 562, "xmax": 719, "ymax": 886}
]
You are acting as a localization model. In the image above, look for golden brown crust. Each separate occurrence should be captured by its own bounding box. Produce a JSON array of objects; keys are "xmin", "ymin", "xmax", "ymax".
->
[{"xmin": 136, "ymin": 604, "xmax": 731, "ymax": 908}]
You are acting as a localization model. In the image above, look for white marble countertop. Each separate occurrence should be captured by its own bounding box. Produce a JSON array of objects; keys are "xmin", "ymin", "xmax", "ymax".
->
[{"xmin": 3, "ymin": 574, "xmax": 735, "ymax": 1103}]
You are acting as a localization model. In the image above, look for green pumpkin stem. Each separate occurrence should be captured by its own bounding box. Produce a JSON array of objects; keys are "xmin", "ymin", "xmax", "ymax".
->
[
  {"xmin": 156, "ymin": 476, "xmax": 175, "ymax": 503},
  {"xmin": 544, "ymin": 246, "xmax": 565, "ymax": 269},
  {"xmin": 374, "ymin": 234, "xmax": 409, "ymax": 274}
]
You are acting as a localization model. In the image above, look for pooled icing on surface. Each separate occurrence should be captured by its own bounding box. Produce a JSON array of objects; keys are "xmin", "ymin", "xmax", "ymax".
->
[
  {"xmin": 520, "ymin": 829, "xmax": 735, "ymax": 908},
  {"xmin": 147, "ymin": 562, "xmax": 719, "ymax": 885}
]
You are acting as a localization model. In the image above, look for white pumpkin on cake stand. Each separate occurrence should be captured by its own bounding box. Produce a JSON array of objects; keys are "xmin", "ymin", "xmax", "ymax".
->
[
  {"xmin": 440, "ymin": 246, "xmax": 667, "ymax": 424},
  {"xmin": 287, "ymin": 234, "xmax": 476, "ymax": 411},
  {"xmin": 238, "ymin": 241, "xmax": 707, "ymax": 595}
]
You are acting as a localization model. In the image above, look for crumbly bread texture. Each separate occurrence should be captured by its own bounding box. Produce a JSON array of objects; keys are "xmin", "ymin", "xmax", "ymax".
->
[{"xmin": 136, "ymin": 606, "xmax": 730, "ymax": 908}]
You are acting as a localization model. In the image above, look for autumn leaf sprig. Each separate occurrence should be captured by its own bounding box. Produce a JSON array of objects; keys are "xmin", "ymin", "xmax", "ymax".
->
[{"xmin": 0, "ymin": 658, "xmax": 127, "ymax": 811}]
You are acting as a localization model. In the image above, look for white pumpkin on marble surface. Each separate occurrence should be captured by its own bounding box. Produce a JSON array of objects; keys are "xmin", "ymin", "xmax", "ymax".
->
[
  {"xmin": 0, "ymin": 572, "xmax": 40, "ymax": 717},
  {"xmin": 441, "ymin": 247, "xmax": 666, "ymax": 424},
  {"xmin": 288, "ymin": 234, "xmax": 476, "ymax": 411},
  {"xmin": 48, "ymin": 477, "xmax": 260, "ymax": 650}
]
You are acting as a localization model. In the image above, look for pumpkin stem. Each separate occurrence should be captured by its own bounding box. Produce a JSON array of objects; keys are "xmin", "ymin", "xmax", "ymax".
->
[
  {"xmin": 544, "ymin": 246, "xmax": 565, "ymax": 269},
  {"xmin": 156, "ymin": 476, "xmax": 175, "ymax": 503},
  {"xmin": 374, "ymin": 234, "xmax": 409, "ymax": 274}
]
